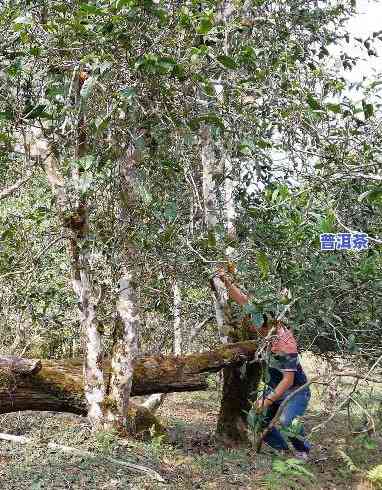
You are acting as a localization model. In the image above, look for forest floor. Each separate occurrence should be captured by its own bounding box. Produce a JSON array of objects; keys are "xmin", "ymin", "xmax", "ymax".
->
[{"xmin": 0, "ymin": 374, "xmax": 381, "ymax": 489}]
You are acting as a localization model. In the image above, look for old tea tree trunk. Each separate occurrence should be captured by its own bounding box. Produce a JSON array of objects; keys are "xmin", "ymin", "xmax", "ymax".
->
[
  {"xmin": 103, "ymin": 139, "xmax": 141, "ymax": 432},
  {"xmin": 200, "ymin": 2, "xmax": 261, "ymax": 440},
  {"xmin": 201, "ymin": 126, "xmax": 260, "ymax": 443},
  {"xmin": 29, "ymin": 124, "xmax": 106, "ymax": 429}
]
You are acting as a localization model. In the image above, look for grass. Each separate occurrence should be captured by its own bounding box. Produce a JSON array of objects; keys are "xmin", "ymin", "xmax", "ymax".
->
[{"xmin": 0, "ymin": 373, "xmax": 381, "ymax": 489}]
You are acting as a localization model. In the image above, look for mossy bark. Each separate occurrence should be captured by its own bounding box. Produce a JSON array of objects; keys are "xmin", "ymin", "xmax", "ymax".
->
[{"xmin": 0, "ymin": 341, "xmax": 260, "ymax": 434}]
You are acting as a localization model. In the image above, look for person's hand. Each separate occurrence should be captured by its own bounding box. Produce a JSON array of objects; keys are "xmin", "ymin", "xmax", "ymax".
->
[
  {"xmin": 255, "ymin": 397, "xmax": 273, "ymax": 412},
  {"xmin": 214, "ymin": 267, "xmax": 227, "ymax": 282}
]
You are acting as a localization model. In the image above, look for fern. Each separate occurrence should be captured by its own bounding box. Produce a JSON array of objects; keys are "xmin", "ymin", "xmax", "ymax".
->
[
  {"xmin": 337, "ymin": 450, "xmax": 359, "ymax": 473},
  {"xmin": 366, "ymin": 464, "xmax": 382, "ymax": 488}
]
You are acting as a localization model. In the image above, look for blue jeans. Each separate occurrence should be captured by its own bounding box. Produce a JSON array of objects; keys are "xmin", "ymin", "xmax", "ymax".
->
[{"xmin": 262, "ymin": 387, "xmax": 311, "ymax": 453}]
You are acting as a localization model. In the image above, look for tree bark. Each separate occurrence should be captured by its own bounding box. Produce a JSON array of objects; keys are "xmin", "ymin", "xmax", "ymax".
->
[
  {"xmin": 104, "ymin": 140, "xmax": 141, "ymax": 429},
  {"xmin": 216, "ymin": 362, "xmax": 262, "ymax": 443},
  {"xmin": 224, "ymin": 153, "xmax": 236, "ymax": 241},
  {"xmin": 28, "ymin": 85, "xmax": 106, "ymax": 429},
  {"xmin": 213, "ymin": 0, "xmax": 261, "ymax": 443},
  {"xmin": 201, "ymin": 124, "xmax": 219, "ymax": 242},
  {"xmin": 210, "ymin": 276, "xmax": 229, "ymax": 343},
  {"xmin": 0, "ymin": 340, "xmax": 259, "ymax": 414},
  {"xmin": 106, "ymin": 271, "xmax": 139, "ymax": 429},
  {"xmin": 173, "ymin": 280, "xmax": 182, "ymax": 356},
  {"xmin": 210, "ymin": 275, "xmax": 261, "ymax": 443},
  {"xmin": 73, "ymin": 72, "xmax": 106, "ymax": 428}
]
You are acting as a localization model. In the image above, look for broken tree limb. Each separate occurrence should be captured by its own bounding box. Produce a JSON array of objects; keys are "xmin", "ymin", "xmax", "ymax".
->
[
  {"xmin": 0, "ymin": 356, "xmax": 42, "ymax": 375},
  {"xmin": 0, "ymin": 340, "xmax": 258, "ymax": 415},
  {"xmin": 0, "ymin": 432, "xmax": 165, "ymax": 483}
]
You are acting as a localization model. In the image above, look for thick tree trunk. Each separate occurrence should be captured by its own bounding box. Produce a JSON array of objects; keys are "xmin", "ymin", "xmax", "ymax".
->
[
  {"xmin": 216, "ymin": 362, "xmax": 262, "ymax": 443},
  {"xmin": 0, "ymin": 341, "xmax": 259, "ymax": 414},
  {"xmin": 211, "ymin": 275, "xmax": 261, "ymax": 443}
]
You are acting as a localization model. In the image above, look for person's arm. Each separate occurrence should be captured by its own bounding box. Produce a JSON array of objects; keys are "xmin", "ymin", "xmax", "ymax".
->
[
  {"xmin": 218, "ymin": 273, "xmax": 248, "ymax": 305},
  {"xmin": 256, "ymin": 371, "xmax": 295, "ymax": 410}
]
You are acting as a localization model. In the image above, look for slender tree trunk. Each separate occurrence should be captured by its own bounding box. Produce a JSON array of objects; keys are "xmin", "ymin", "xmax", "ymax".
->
[
  {"xmin": 214, "ymin": 0, "xmax": 260, "ymax": 443},
  {"xmin": 142, "ymin": 278, "xmax": 182, "ymax": 412},
  {"xmin": 201, "ymin": 124, "xmax": 218, "ymax": 244},
  {"xmin": 224, "ymin": 153, "xmax": 236, "ymax": 241},
  {"xmin": 173, "ymin": 280, "xmax": 182, "ymax": 356},
  {"xmin": 72, "ymin": 72, "xmax": 106, "ymax": 429},
  {"xmin": 105, "ymin": 270, "xmax": 139, "ymax": 429},
  {"xmin": 104, "ymin": 140, "xmax": 140, "ymax": 429},
  {"xmin": 210, "ymin": 276, "xmax": 229, "ymax": 344}
]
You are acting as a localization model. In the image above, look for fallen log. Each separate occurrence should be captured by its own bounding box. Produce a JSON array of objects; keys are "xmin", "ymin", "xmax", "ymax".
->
[
  {"xmin": 0, "ymin": 355, "xmax": 41, "ymax": 374},
  {"xmin": 0, "ymin": 340, "xmax": 258, "ymax": 415}
]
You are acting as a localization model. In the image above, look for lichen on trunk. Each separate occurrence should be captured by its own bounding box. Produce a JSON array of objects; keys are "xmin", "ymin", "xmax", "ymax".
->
[{"xmin": 105, "ymin": 271, "xmax": 139, "ymax": 429}]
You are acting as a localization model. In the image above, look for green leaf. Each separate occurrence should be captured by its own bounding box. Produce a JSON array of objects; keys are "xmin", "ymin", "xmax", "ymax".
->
[
  {"xmin": 319, "ymin": 210, "xmax": 336, "ymax": 233},
  {"xmin": 197, "ymin": 17, "xmax": 213, "ymax": 34},
  {"xmin": 256, "ymin": 251, "xmax": 269, "ymax": 279},
  {"xmin": 13, "ymin": 14, "xmax": 33, "ymax": 30},
  {"xmin": 30, "ymin": 46, "xmax": 41, "ymax": 56},
  {"xmin": 239, "ymin": 144, "xmax": 252, "ymax": 156},
  {"xmin": 356, "ymin": 434, "xmax": 377, "ymax": 450},
  {"xmin": 252, "ymin": 312, "xmax": 265, "ymax": 327},
  {"xmin": 188, "ymin": 113, "xmax": 225, "ymax": 131},
  {"xmin": 358, "ymin": 188, "xmax": 382, "ymax": 205},
  {"xmin": 156, "ymin": 57, "xmax": 177, "ymax": 74},
  {"xmin": 307, "ymin": 94, "xmax": 321, "ymax": 110},
  {"xmin": 120, "ymin": 87, "xmax": 136, "ymax": 100},
  {"xmin": 326, "ymin": 103, "xmax": 341, "ymax": 113},
  {"xmin": 256, "ymin": 138, "xmax": 273, "ymax": 149},
  {"xmin": 115, "ymin": 0, "xmax": 135, "ymax": 9},
  {"xmin": 0, "ymin": 110, "xmax": 14, "ymax": 121},
  {"xmin": 79, "ymin": 4, "xmax": 104, "ymax": 15},
  {"xmin": 6, "ymin": 60, "xmax": 23, "ymax": 77},
  {"xmin": 93, "ymin": 114, "xmax": 111, "ymax": 133},
  {"xmin": 216, "ymin": 55, "xmax": 237, "ymax": 69},
  {"xmin": 163, "ymin": 202, "xmax": 177, "ymax": 221},
  {"xmin": 243, "ymin": 303, "xmax": 258, "ymax": 315},
  {"xmin": 23, "ymin": 104, "xmax": 49, "ymax": 120}
]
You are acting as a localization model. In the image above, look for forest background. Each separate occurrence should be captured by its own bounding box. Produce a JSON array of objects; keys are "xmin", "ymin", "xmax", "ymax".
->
[{"xmin": 0, "ymin": 0, "xmax": 381, "ymax": 488}]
